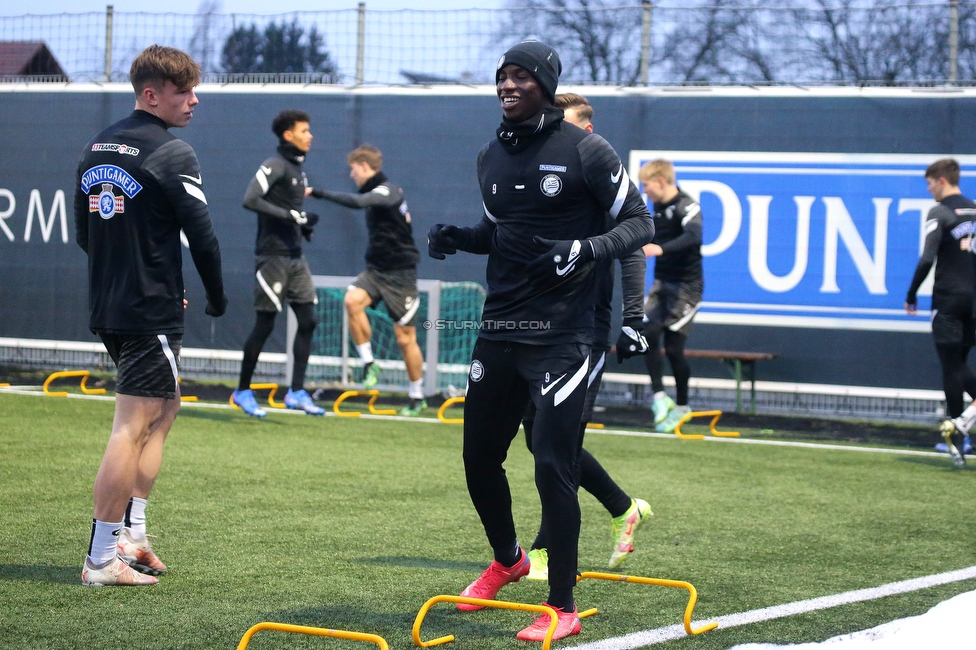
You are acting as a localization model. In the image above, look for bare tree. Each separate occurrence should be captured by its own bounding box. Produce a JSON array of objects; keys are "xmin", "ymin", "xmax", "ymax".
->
[
  {"xmin": 503, "ymin": 0, "xmax": 644, "ymax": 85},
  {"xmin": 189, "ymin": 0, "xmax": 223, "ymax": 74},
  {"xmin": 795, "ymin": 0, "xmax": 947, "ymax": 84}
]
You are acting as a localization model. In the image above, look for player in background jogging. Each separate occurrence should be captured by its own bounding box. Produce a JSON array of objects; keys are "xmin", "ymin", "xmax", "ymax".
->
[
  {"xmin": 308, "ymin": 145, "xmax": 426, "ymax": 417},
  {"xmin": 427, "ymin": 40, "xmax": 654, "ymax": 642},
  {"xmin": 232, "ymin": 110, "xmax": 325, "ymax": 417},
  {"xmin": 74, "ymin": 45, "xmax": 227, "ymax": 586},
  {"xmin": 638, "ymin": 159, "xmax": 704, "ymax": 433},
  {"xmin": 906, "ymin": 158, "xmax": 976, "ymax": 467},
  {"xmin": 522, "ymin": 93, "xmax": 651, "ymax": 582}
]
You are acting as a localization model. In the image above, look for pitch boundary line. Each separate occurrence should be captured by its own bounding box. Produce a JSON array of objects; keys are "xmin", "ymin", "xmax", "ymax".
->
[
  {"xmin": 0, "ymin": 387, "xmax": 947, "ymax": 457},
  {"xmin": 568, "ymin": 565, "xmax": 976, "ymax": 649}
]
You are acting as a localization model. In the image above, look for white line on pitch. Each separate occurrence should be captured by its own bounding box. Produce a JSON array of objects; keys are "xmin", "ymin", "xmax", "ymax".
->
[
  {"xmin": 0, "ymin": 388, "xmax": 948, "ymax": 455},
  {"xmin": 567, "ymin": 565, "xmax": 976, "ymax": 650},
  {"xmin": 590, "ymin": 426, "xmax": 947, "ymax": 458}
]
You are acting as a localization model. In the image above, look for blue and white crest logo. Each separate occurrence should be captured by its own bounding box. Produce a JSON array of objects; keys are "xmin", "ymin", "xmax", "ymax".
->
[
  {"xmin": 89, "ymin": 183, "xmax": 124, "ymax": 219},
  {"xmin": 80, "ymin": 164, "xmax": 142, "ymax": 198}
]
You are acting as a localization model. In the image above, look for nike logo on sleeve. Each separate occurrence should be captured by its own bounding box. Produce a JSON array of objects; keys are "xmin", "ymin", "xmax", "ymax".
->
[{"xmin": 610, "ymin": 164, "xmax": 622, "ymax": 184}]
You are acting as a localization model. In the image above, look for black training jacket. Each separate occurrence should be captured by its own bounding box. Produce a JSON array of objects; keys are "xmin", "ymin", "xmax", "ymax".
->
[
  {"xmin": 650, "ymin": 189, "xmax": 703, "ymax": 284},
  {"xmin": 243, "ymin": 143, "xmax": 308, "ymax": 258},
  {"xmin": 907, "ymin": 194, "xmax": 976, "ymax": 312},
  {"xmin": 74, "ymin": 110, "xmax": 224, "ymax": 335},
  {"xmin": 311, "ymin": 171, "xmax": 420, "ymax": 272},
  {"xmin": 472, "ymin": 115, "xmax": 654, "ymax": 345}
]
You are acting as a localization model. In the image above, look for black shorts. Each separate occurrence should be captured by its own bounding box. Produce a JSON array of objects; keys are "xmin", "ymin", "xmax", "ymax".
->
[
  {"xmin": 932, "ymin": 310, "xmax": 976, "ymax": 347},
  {"xmin": 351, "ymin": 267, "xmax": 420, "ymax": 326},
  {"xmin": 100, "ymin": 333, "xmax": 182, "ymax": 399},
  {"xmin": 644, "ymin": 278, "xmax": 703, "ymax": 334},
  {"xmin": 254, "ymin": 255, "xmax": 317, "ymax": 312}
]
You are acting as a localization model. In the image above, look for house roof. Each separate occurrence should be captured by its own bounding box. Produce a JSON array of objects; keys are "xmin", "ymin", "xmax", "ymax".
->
[{"xmin": 0, "ymin": 42, "xmax": 67, "ymax": 77}]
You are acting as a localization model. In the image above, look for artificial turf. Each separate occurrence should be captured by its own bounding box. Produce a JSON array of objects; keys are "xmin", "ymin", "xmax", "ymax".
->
[{"xmin": 1, "ymin": 392, "xmax": 974, "ymax": 649}]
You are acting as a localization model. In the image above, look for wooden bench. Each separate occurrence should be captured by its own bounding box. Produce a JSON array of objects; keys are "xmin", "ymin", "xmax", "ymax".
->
[{"xmin": 682, "ymin": 349, "xmax": 778, "ymax": 414}]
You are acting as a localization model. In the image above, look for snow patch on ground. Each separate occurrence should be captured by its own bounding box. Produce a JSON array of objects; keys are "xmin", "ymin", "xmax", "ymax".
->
[{"xmin": 729, "ymin": 589, "xmax": 976, "ymax": 649}]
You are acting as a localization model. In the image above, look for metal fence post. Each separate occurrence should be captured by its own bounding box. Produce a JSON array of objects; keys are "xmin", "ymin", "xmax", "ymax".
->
[
  {"xmin": 949, "ymin": 0, "xmax": 959, "ymax": 85},
  {"xmin": 640, "ymin": 0, "xmax": 652, "ymax": 85},
  {"xmin": 104, "ymin": 5, "xmax": 114, "ymax": 82},
  {"xmin": 356, "ymin": 2, "xmax": 365, "ymax": 85}
]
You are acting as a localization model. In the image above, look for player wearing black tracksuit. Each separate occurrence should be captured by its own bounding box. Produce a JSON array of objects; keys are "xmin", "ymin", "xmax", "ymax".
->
[
  {"xmin": 643, "ymin": 186, "xmax": 704, "ymax": 429},
  {"xmin": 74, "ymin": 109, "xmax": 225, "ymax": 379},
  {"xmin": 906, "ymin": 160, "xmax": 976, "ymax": 465},
  {"xmin": 235, "ymin": 114, "xmax": 322, "ymax": 414},
  {"xmin": 428, "ymin": 42, "xmax": 653, "ymax": 624}
]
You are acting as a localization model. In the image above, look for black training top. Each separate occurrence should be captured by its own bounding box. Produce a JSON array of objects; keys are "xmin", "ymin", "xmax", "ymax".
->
[
  {"xmin": 311, "ymin": 171, "xmax": 420, "ymax": 272},
  {"xmin": 243, "ymin": 143, "xmax": 308, "ymax": 258},
  {"xmin": 73, "ymin": 110, "xmax": 224, "ymax": 335},
  {"xmin": 469, "ymin": 111, "xmax": 654, "ymax": 345},
  {"xmin": 650, "ymin": 188, "xmax": 703, "ymax": 284},
  {"xmin": 907, "ymin": 193, "xmax": 976, "ymax": 312}
]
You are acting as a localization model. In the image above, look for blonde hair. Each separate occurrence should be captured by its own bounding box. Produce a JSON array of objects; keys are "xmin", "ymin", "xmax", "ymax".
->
[
  {"xmin": 130, "ymin": 45, "xmax": 201, "ymax": 93},
  {"xmin": 638, "ymin": 159, "xmax": 675, "ymax": 185},
  {"xmin": 554, "ymin": 93, "xmax": 593, "ymax": 122},
  {"xmin": 348, "ymin": 145, "xmax": 382, "ymax": 171}
]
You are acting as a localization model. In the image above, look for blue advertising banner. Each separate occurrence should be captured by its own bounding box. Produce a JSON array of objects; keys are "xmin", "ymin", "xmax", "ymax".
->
[{"xmin": 628, "ymin": 151, "xmax": 976, "ymax": 332}]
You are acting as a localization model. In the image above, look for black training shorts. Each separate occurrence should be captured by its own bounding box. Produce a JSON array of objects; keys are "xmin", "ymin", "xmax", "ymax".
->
[
  {"xmin": 932, "ymin": 310, "xmax": 976, "ymax": 347},
  {"xmin": 644, "ymin": 278, "xmax": 703, "ymax": 334},
  {"xmin": 254, "ymin": 255, "xmax": 317, "ymax": 313},
  {"xmin": 100, "ymin": 333, "xmax": 182, "ymax": 399},
  {"xmin": 351, "ymin": 267, "xmax": 420, "ymax": 326}
]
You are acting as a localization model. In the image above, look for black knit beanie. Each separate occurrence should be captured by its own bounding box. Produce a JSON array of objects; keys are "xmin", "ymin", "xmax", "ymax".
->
[{"xmin": 495, "ymin": 40, "xmax": 562, "ymax": 101}]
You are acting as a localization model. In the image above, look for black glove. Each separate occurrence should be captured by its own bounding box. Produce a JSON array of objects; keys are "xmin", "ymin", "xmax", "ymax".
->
[
  {"xmin": 525, "ymin": 236, "xmax": 594, "ymax": 289},
  {"xmin": 616, "ymin": 318, "xmax": 649, "ymax": 363},
  {"xmin": 303, "ymin": 212, "xmax": 319, "ymax": 227},
  {"xmin": 205, "ymin": 292, "xmax": 228, "ymax": 317},
  {"xmin": 301, "ymin": 225, "xmax": 314, "ymax": 242},
  {"xmin": 428, "ymin": 224, "xmax": 465, "ymax": 260}
]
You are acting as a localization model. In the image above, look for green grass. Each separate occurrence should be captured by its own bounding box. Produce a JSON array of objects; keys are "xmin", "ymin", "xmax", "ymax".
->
[{"xmin": 1, "ymin": 392, "xmax": 975, "ymax": 649}]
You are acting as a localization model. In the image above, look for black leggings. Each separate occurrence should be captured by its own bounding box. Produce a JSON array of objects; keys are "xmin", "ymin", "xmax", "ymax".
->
[
  {"xmin": 524, "ymin": 419, "xmax": 631, "ymax": 552},
  {"xmin": 936, "ymin": 343, "xmax": 976, "ymax": 419},
  {"xmin": 238, "ymin": 304, "xmax": 317, "ymax": 391},
  {"xmin": 644, "ymin": 327, "xmax": 690, "ymax": 405},
  {"xmin": 463, "ymin": 339, "xmax": 589, "ymax": 612}
]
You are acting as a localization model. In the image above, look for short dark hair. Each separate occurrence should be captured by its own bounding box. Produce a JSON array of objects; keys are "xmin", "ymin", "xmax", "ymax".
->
[
  {"xmin": 925, "ymin": 158, "xmax": 961, "ymax": 186},
  {"xmin": 554, "ymin": 93, "xmax": 593, "ymax": 122},
  {"xmin": 272, "ymin": 110, "xmax": 311, "ymax": 140},
  {"xmin": 130, "ymin": 45, "xmax": 201, "ymax": 94},
  {"xmin": 348, "ymin": 145, "xmax": 383, "ymax": 171}
]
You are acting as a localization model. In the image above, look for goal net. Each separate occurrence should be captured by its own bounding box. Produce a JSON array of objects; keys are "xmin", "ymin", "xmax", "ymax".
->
[{"xmin": 286, "ymin": 275, "xmax": 484, "ymax": 396}]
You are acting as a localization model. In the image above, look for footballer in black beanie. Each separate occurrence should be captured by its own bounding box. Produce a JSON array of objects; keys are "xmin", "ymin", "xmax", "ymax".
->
[{"xmin": 495, "ymin": 40, "xmax": 562, "ymax": 101}]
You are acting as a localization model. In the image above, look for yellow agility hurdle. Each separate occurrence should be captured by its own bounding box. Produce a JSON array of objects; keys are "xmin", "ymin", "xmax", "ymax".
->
[
  {"xmin": 42, "ymin": 370, "xmax": 106, "ymax": 397},
  {"xmin": 673, "ymin": 410, "xmax": 740, "ymax": 440},
  {"xmin": 412, "ymin": 596, "xmax": 559, "ymax": 649},
  {"xmin": 229, "ymin": 383, "xmax": 285, "ymax": 410},
  {"xmin": 576, "ymin": 572, "xmax": 718, "ymax": 636},
  {"xmin": 437, "ymin": 396, "xmax": 464, "ymax": 424},
  {"xmin": 237, "ymin": 622, "xmax": 389, "ymax": 650},
  {"xmin": 585, "ymin": 422, "xmax": 605, "ymax": 429},
  {"xmin": 333, "ymin": 389, "xmax": 397, "ymax": 417}
]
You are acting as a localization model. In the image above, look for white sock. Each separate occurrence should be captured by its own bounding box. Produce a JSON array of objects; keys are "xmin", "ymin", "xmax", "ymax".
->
[
  {"xmin": 653, "ymin": 391, "xmax": 668, "ymax": 402},
  {"xmin": 674, "ymin": 404, "xmax": 691, "ymax": 414},
  {"xmin": 955, "ymin": 403, "xmax": 976, "ymax": 434},
  {"xmin": 88, "ymin": 519, "xmax": 122, "ymax": 565},
  {"xmin": 126, "ymin": 497, "xmax": 147, "ymax": 540},
  {"xmin": 356, "ymin": 342, "xmax": 374, "ymax": 364},
  {"xmin": 408, "ymin": 379, "xmax": 424, "ymax": 400}
]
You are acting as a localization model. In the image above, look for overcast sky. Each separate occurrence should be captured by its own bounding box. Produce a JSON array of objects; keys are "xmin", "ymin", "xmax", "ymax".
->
[{"xmin": 1, "ymin": 0, "xmax": 503, "ymax": 15}]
